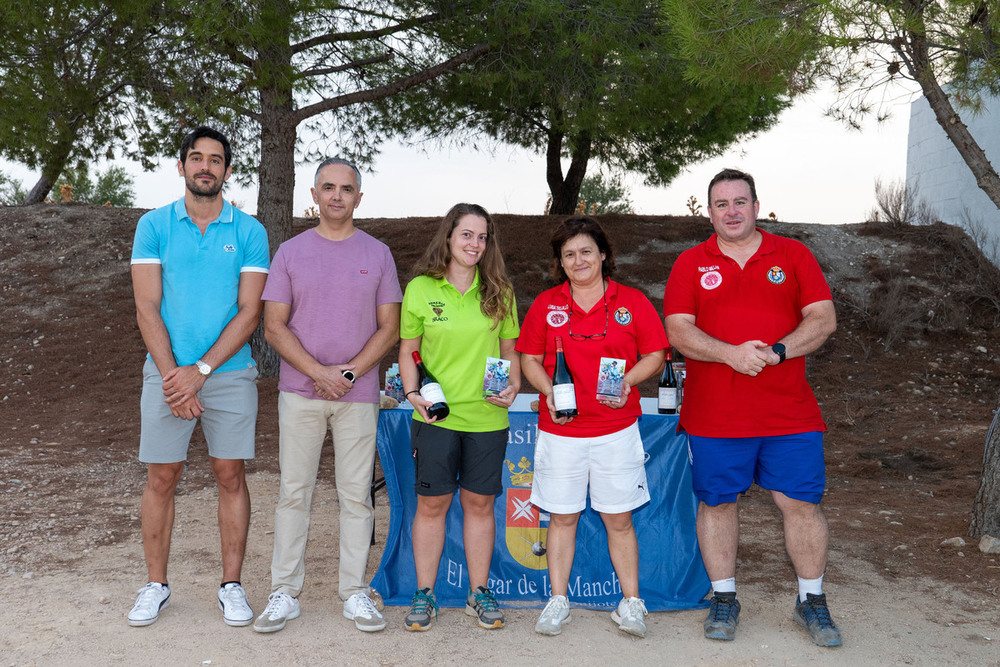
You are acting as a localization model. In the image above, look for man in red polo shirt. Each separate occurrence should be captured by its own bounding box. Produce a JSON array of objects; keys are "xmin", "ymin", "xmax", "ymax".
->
[{"xmin": 663, "ymin": 169, "xmax": 840, "ymax": 648}]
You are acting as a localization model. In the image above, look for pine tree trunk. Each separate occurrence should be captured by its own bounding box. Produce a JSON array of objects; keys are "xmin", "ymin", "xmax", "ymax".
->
[
  {"xmin": 22, "ymin": 130, "xmax": 77, "ymax": 205},
  {"xmin": 970, "ymin": 409, "xmax": 1000, "ymax": 538},
  {"xmin": 23, "ymin": 174, "xmax": 55, "ymax": 206},
  {"xmin": 546, "ymin": 131, "xmax": 592, "ymax": 215},
  {"xmin": 251, "ymin": 84, "xmax": 296, "ymax": 378},
  {"xmin": 904, "ymin": 10, "xmax": 1000, "ymax": 210}
]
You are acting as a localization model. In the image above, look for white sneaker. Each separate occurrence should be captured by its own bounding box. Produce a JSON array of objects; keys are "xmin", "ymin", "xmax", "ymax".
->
[
  {"xmin": 218, "ymin": 583, "xmax": 253, "ymax": 627},
  {"xmin": 128, "ymin": 582, "xmax": 171, "ymax": 627},
  {"xmin": 535, "ymin": 595, "xmax": 572, "ymax": 636},
  {"xmin": 611, "ymin": 596, "xmax": 648, "ymax": 637},
  {"xmin": 253, "ymin": 591, "xmax": 300, "ymax": 633},
  {"xmin": 344, "ymin": 591, "xmax": 386, "ymax": 632}
]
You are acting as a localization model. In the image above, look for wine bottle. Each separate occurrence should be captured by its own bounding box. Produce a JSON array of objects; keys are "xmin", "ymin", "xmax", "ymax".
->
[
  {"xmin": 658, "ymin": 348, "xmax": 678, "ymax": 415},
  {"xmin": 550, "ymin": 335, "xmax": 578, "ymax": 418},
  {"xmin": 412, "ymin": 350, "xmax": 449, "ymax": 420}
]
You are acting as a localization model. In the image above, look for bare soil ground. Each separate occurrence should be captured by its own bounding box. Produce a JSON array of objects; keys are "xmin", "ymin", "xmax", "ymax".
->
[{"xmin": 2, "ymin": 203, "xmax": 999, "ymax": 665}]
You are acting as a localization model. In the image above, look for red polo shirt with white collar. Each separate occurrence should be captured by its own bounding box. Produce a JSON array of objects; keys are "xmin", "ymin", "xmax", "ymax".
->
[
  {"xmin": 517, "ymin": 280, "xmax": 667, "ymax": 437},
  {"xmin": 663, "ymin": 229, "xmax": 831, "ymax": 437}
]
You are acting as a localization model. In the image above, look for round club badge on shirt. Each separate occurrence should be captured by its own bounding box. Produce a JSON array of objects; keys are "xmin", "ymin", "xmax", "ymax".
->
[
  {"xmin": 767, "ymin": 266, "xmax": 787, "ymax": 285},
  {"xmin": 547, "ymin": 310, "xmax": 569, "ymax": 327},
  {"xmin": 700, "ymin": 270, "xmax": 723, "ymax": 290},
  {"xmin": 614, "ymin": 307, "xmax": 632, "ymax": 326}
]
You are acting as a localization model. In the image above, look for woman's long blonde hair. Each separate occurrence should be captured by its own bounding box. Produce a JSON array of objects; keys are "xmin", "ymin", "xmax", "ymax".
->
[{"xmin": 412, "ymin": 203, "xmax": 515, "ymax": 329}]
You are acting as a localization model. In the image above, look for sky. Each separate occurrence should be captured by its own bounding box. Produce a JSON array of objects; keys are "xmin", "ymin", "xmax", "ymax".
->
[{"xmin": 1, "ymin": 85, "xmax": 914, "ymax": 225}]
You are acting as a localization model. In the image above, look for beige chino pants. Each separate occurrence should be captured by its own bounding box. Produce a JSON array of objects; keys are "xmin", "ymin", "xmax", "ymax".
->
[{"xmin": 271, "ymin": 391, "xmax": 378, "ymax": 600}]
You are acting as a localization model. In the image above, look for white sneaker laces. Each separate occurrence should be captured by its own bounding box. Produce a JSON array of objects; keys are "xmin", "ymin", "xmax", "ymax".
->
[
  {"xmin": 135, "ymin": 584, "xmax": 162, "ymax": 605},
  {"xmin": 623, "ymin": 597, "xmax": 647, "ymax": 619},
  {"xmin": 353, "ymin": 593, "xmax": 378, "ymax": 618},
  {"xmin": 221, "ymin": 584, "xmax": 247, "ymax": 605},
  {"xmin": 540, "ymin": 596, "xmax": 568, "ymax": 621},
  {"xmin": 263, "ymin": 592, "xmax": 289, "ymax": 616}
]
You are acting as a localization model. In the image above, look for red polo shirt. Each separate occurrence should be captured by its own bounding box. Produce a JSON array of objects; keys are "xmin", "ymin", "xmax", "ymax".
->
[
  {"xmin": 663, "ymin": 230, "xmax": 831, "ymax": 438},
  {"xmin": 517, "ymin": 280, "xmax": 668, "ymax": 437}
]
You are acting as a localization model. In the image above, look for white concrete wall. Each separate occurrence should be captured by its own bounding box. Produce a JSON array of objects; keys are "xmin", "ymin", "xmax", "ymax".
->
[{"xmin": 906, "ymin": 92, "xmax": 1000, "ymax": 260}]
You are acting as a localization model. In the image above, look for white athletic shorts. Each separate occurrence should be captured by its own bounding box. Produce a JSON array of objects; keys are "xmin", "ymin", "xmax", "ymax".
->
[{"xmin": 529, "ymin": 421, "xmax": 650, "ymax": 515}]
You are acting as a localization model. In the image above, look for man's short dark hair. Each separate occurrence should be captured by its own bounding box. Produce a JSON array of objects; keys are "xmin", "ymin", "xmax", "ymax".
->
[
  {"xmin": 180, "ymin": 127, "xmax": 232, "ymax": 170},
  {"xmin": 708, "ymin": 168, "xmax": 757, "ymax": 205}
]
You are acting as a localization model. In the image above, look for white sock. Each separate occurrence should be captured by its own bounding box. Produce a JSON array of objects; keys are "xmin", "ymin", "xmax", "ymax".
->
[
  {"xmin": 711, "ymin": 577, "xmax": 736, "ymax": 595},
  {"xmin": 798, "ymin": 575, "xmax": 823, "ymax": 603}
]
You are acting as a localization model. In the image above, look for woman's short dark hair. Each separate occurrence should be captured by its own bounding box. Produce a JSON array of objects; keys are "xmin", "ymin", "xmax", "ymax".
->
[{"xmin": 549, "ymin": 216, "xmax": 615, "ymax": 282}]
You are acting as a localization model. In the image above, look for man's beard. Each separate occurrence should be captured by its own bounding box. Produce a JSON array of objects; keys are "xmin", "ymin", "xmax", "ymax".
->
[{"xmin": 186, "ymin": 173, "xmax": 224, "ymax": 198}]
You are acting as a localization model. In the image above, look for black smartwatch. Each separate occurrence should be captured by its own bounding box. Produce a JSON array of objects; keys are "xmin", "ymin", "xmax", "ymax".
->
[
  {"xmin": 341, "ymin": 370, "xmax": 356, "ymax": 384},
  {"xmin": 771, "ymin": 343, "xmax": 786, "ymax": 364}
]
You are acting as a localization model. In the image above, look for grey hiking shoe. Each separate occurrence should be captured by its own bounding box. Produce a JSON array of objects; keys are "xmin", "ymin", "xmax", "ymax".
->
[
  {"xmin": 465, "ymin": 585, "xmax": 504, "ymax": 629},
  {"xmin": 404, "ymin": 587, "xmax": 438, "ymax": 631},
  {"xmin": 611, "ymin": 596, "xmax": 647, "ymax": 637},
  {"xmin": 794, "ymin": 593, "xmax": 842, "ymax": 647},
  {"xmin": 535, "ymin": 594, "xmax": 571, "ymax": 636},
  {"xmin": 703, "ymin": 592, "xmax": 740, "ymax": 640}
]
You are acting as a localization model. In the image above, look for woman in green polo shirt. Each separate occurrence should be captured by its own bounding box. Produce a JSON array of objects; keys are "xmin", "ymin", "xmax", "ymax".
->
[{"xmin": 398, "ymin": 203, "xmax": 521, "ymax": 632}]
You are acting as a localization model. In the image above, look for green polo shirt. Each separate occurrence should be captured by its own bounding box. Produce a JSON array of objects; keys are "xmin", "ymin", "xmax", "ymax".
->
[{"xmin": 401, "ymin": 271, "xmax": 519, "ymax": 432}]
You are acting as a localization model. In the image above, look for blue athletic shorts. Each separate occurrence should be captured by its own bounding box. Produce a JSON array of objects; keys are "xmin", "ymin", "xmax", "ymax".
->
[{"xmin": 688, "ymin": 431, "xmax": 826, "ymax": 506}]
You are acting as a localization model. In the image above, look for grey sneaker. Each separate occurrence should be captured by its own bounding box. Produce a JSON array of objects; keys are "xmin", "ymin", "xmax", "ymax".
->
[
  {"xmin": 535, "ymin": 594, "xmax": 571, "ymax": 636},
  {"xmin": 704, "ymin": 592, "xmax": 740, "ymax": 640},
  {"xmin": 465, "ymin": 585, "xmax": 504, "ymax": 629},
  {"xmin": 404, "ymin": 587, "xmax": 438, "ymax": 632},
  {"xmin": 127, "ymin": 582, "xmax": 170, "ymax": 627},
  {"xmin": 344, "ymin": 591, "xmax": 386, "ymax": 632},
  {"xmin": 218, "ymin": 583, "xmax": 253, "ymax": 627},
  {"xmin": 611, "ymin": 596, "xmax": 647, "ymax": 637},
  {"xmin": 794, "ymin": 593, "xmax": 842, "ymax": 647},
  {"xmin": 253, "ymin": 591, "xmax": 300, "ymax": 633}
]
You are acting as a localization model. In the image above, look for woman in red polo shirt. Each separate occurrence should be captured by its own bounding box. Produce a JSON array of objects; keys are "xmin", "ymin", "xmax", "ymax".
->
[{"xmin": 517, "ymin": 216, "xmax": 667, "ymax": 638}]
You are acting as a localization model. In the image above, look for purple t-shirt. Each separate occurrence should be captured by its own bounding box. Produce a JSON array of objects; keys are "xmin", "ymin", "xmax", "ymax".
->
[{"xmin": 261, "ymin": 227, "xmax": 402, "ymax": 402}]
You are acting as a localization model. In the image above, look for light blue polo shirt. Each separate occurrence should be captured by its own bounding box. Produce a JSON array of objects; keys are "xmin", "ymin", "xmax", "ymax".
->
[{"xmin": 131, "ymin": 198, "xmax": 270, "ymax": 372}]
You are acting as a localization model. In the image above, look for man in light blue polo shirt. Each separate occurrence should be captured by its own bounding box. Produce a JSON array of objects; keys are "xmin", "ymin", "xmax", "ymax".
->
[{"xmin": 127, "ymin": 126, "xmax": 270, "ymax": 628}]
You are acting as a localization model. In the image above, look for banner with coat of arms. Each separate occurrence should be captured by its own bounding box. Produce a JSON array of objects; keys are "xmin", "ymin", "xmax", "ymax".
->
[{"xmin": 371, "ymin": 403, "xmax": 709, "ymax": 611}]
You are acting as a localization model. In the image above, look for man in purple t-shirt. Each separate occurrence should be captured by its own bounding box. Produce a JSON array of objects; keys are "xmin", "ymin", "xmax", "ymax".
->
[{"xmin": 253, "ymin": 158, "xmax": 402, "ymax": 634}]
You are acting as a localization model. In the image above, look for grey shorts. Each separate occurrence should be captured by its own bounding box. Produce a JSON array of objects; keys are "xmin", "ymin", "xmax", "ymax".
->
[{"xmin": 139, "ymin": 358, "xmax": 258, "ymax": 463}]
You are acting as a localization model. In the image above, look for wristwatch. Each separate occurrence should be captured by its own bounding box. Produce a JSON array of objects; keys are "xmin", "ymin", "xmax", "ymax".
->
[
  {"xmin": 342, "ymin": 370, "xmax": 356, "ymax": 384},
  {"xmin": 771, "ymin": 343, "xmax": 786, "ymax": 364},
  {"xmin": 195, "ymin": 359, "xmax": 213, "ymax": 376}
]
